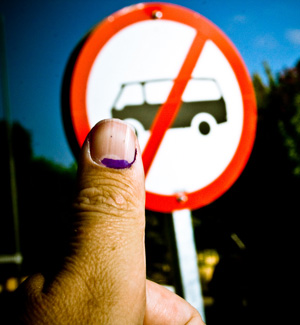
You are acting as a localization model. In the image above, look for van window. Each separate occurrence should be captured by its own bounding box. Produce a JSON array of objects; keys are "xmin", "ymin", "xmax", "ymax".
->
[
  {"xmin": 145, "ymin": 80, "xmax": 174, "ymax": 104},
  {"xmin": 115, "ymin": 83, "xmax": 144, "ymax": 110},
  {"xmin": 182, "ymin": 79, "xmax": 221, "ymax": 102}
]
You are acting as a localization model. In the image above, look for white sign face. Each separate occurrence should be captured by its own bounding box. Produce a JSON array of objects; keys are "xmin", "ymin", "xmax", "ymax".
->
[{"xmin": 86, "ymin": 20, "xmax": 243, "ymax": 195}]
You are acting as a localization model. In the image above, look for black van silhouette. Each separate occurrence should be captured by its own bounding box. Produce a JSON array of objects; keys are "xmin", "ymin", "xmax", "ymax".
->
[{"xmin": 111, "ymin": 78, "xmax": 227, "ymax": 135}]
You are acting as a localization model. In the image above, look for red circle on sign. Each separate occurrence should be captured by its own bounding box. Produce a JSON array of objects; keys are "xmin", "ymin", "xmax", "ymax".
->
[{"xmin": 69, "ymin": 2, "xmax": 257, "ymax": 213}]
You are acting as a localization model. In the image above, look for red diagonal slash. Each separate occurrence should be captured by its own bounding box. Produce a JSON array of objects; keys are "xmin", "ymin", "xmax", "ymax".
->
[{"xmin": 142, "ymin": 33, "xmax": 206, "ymax": 176}]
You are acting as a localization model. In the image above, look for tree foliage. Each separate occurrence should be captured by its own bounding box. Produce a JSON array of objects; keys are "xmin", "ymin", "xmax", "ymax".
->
[
  {"xmin": 0, "ymin": 121, "xmax": 76, "ymax": 278},
  {"xmin": 253, "ymin": 60, "xmax": 300, "ymax": 176}
]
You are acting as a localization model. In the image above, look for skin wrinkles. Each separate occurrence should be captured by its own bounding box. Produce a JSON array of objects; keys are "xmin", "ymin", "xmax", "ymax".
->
[
  {"xmin": 26, "ymin": 265, "xmax": 120, "ymax": 324},
  {"xmin": 75, "ymin": 167, "xmax": 143, "ymax": 217},
  {"xmin": 74, "ymin": 186, "xmax": 133, "ymax": 214}
]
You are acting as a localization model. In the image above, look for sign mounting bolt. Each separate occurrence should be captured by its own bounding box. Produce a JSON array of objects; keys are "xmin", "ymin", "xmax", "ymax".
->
[
  {"xmin": 176, "ymin": 193, "xmax": 188, "ymax": 203},
  {"xmin": 152, "ymin": 10, "xmax": 163, "ymax": 19}
]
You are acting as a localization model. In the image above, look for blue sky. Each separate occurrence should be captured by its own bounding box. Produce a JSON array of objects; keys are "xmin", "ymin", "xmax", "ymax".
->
[{"xmin": 0, "ymin": 0, "xmax": 300, "ymax": 166}]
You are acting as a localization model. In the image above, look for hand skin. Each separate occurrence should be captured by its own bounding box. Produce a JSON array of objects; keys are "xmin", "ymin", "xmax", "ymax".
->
[{"xmin": 7, "ymin": 119, "xmax": 205, "ymax": 324}]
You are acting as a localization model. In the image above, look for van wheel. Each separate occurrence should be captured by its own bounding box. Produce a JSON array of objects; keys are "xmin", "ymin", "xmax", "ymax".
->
[
  {"xmin": 199, "ymin": 121, "xmax": 210, "ymax": 135},
  {"xmin": 191, "ymin": 112, "xmax": 217, "ymax": 136}
]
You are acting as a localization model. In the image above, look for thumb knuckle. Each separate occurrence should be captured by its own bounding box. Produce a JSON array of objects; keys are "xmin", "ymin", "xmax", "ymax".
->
[{"xmin": 74, "ymin": 169, "xmax": 138, "ymax": 217}]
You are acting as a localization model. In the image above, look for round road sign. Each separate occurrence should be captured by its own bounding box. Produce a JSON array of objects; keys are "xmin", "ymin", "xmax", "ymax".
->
[{"xmin": 67, "ymin": 2, "xmax": 257, "ymax": 212}]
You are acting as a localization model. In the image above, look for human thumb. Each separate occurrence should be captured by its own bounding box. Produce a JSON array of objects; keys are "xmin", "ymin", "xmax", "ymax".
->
[{"xmin": 18, "ymin": 119, "xmax": 146, "ymax": 324}]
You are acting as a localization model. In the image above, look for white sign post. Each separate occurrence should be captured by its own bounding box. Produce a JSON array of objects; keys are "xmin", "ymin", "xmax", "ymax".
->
[{"xmin": 172, "ymin": 209, "xmax": 205, "ymax": 319}]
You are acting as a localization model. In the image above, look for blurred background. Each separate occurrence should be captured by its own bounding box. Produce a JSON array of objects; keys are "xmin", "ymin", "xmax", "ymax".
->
[{"xmin": 1, "ymin": 0, "xmax": 299, "ymax": 324}]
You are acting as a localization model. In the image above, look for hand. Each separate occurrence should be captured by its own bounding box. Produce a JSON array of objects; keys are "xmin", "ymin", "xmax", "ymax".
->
[{"xmin": 12, "ymin": 119, "xmax": 205, "ymax": 324}]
